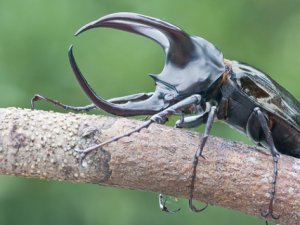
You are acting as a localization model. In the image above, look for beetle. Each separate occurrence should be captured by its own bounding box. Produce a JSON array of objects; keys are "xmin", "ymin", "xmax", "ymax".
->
[{"xmin": 32, "ymin": 12, "xmax": 300, "ymax": 220}]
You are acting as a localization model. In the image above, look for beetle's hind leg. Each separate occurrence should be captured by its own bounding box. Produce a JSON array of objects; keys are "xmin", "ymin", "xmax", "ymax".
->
[{"xmin": 254, "ymin": 107, "xmax": 280, "ymax": 220}]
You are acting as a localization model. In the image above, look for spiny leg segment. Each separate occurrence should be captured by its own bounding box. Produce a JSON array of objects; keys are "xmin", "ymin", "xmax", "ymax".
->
[
  {"xmin": 159, "ymin": 194, "xmax": 180, "ymax": 213},
  {"xmin": 255, "ymin": 107, "xmax": 280, "ymax": 220},
  {"xmin": 74, "ymin": 94, "xmax": 203, "ymax": 212},
  {"xmin": 75, "ymin": 94, "xmax": 202, "ymax": 157},
  {"xmin": 31, "ymin": 92, "xmax": 153, "ymax": 112},
  {"xmin": 189, "ymin": 106, "xmax": 217, "ymax": 212},
  {"xmin": 31, "ymin": 94, "xmax": 96, "ymax": 112}
]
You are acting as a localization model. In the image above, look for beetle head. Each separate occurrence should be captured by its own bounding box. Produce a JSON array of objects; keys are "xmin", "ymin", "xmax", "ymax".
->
[{"xmin": 69, "ymin": 12, "xmax": 225, "ymax": 116}]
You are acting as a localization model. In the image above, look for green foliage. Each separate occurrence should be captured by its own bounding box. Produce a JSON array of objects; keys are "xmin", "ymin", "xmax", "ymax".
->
[{"xmin": 0, "ymin": 1, "xmax": 299, "ymax": 224}]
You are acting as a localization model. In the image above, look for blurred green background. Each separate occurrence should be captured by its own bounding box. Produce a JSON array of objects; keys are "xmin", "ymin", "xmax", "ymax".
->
[{"xmin": 0, "ymin": 0, "xmax": 300, "ymax": 225}]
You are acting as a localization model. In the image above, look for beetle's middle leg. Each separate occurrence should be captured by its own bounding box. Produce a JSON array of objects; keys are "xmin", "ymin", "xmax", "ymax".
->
[
  {"xmin": 73, "ymin": 94, "xmax": 203, "ymax": 212},
  {"xmin": 175, "ymin": 102, "xmax": 211, "ymax": 129},
  {"xmin": 189, "ymin": 105, "xmax": 217, "ymax": 212}
]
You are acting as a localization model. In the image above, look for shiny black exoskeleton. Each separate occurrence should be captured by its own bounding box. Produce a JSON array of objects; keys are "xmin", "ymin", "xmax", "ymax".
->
[{"xmin": 32, "ymin": 12, "xmax": 300, "ymax": 221}]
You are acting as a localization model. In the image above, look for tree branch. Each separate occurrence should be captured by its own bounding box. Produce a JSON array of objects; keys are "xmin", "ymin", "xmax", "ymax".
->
[{"xmin": 0, "ymin": 107, "xmax": 299, "ymax": 224}]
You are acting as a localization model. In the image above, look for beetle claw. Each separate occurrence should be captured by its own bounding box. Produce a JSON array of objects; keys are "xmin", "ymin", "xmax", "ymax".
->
[
  {"xmin": 159, "ymin": 194, "xmax": 180, "ymax": 213},
  {"xmin": 261, "ymin": 209, "xmax": 280, "ymax": 220},
  {"xmin": 189, "ymin": 199, "xmax": 208, "ymax": 213}
]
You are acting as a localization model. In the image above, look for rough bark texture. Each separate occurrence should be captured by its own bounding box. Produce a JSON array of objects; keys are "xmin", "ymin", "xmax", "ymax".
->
[{"xmin": 0, "ymin": 107, "xmax": 299, "ymax": 224}]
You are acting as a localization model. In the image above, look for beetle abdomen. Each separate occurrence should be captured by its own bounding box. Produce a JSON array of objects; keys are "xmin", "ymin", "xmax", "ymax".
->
[{"xmin": 269, "ymin": 114, "xmax": 300, "ymax": 158}]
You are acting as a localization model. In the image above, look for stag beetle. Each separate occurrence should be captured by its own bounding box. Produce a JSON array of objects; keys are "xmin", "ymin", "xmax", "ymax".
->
[{"xmin": 32, "ymin": 12, "xmax": 300, "ymax": 221}]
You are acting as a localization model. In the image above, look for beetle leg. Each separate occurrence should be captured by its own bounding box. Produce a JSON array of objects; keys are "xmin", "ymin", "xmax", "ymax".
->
[
  {"xmin": 175, "ymin": 103, "xmax": 210, "ymax": 129},
  {"xmin": 189, "ymin": 105, "xmax": 217, "ymax": 212},
  {"xmin": 159, "ymin": 194, "xmax": 180, "ymax": 213},
  {"xmin": 108, "ymin": 92, "xmax": 154, "ymax": 104},
  {"xmin": 31, "ymin": 92, "xmax": 153, "ymax": 112},
  {"xmin": 254, "ymin": 107, "xmax": 280, "ymax": 220},
  {"xmin": 175, "ymin": 114, "xmax": 207, "ymax": 129},
  {"xmin": 31, "ymin": 94, "xmax": 96, "ymax": 112},
  {"xmin": 75, "ymin": 94, "xmax": 202, "ymax": 155},
  {"xmin": 74, "ymin": 94, "xmax": 203, "ymax": 212}
]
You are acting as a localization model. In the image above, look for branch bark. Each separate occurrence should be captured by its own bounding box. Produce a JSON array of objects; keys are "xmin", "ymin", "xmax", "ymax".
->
[{"xmin": 0, "ymin": 107, "xmax": 299, "ymax": 224}]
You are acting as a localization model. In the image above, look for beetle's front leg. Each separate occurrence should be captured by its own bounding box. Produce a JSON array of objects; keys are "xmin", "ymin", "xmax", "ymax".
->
[
  {"xmin": 75, "ymin": 94, "xmax": 203, "ymax": 157},
  {"xmin": 31, "ymin": 94, "xmax": 96, "ymax": 112},
  {"xmin": 31, "ymin": 92, "xmax": 153, "ymax": 112}
]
